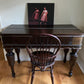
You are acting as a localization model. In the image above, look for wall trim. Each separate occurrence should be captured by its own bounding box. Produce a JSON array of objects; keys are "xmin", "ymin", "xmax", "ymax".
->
[{"xmin": 77, "ymin": 57, "xmax": 84, "ymax": 73}]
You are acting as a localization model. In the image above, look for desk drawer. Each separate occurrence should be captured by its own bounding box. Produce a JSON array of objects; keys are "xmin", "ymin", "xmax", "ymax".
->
[{"xmin": 2, "ymin": 35, "xmax": 83, "ymax": 48}]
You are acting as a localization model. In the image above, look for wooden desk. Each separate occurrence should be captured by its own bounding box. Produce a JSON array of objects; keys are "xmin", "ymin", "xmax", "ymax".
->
[{"xmin": 1, "ymin": 24, "xmax": 84, "ymax": 77}]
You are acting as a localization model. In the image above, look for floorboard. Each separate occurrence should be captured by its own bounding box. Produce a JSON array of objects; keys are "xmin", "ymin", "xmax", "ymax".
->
[{"xmin": 0, "ymin": 61, "xmax": 84, "ymax": 84}]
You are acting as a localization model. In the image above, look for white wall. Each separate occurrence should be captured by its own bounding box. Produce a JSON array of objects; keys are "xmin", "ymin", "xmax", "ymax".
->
[
  {"xmin": 69, "ymin": 0, "xmax": 84, "ymax": 73},
  {"xmin": 0, "ymin": 0, "xmax": 71, "ymax": 29}
]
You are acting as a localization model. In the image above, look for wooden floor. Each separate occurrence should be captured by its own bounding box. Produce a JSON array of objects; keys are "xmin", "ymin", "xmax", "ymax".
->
[{"xmin": 0, "ymin": 61, "xmax": 84, "ymax": 84}]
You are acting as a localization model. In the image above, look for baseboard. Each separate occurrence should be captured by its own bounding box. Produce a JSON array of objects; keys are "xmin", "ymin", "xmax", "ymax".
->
[
  {"xmin": 0, "ymin": 29, "xmax": 2, "ymax": 32},
  {"xmin": 77, "ymin": 57, "xmax": 84, "ymax": 73}
]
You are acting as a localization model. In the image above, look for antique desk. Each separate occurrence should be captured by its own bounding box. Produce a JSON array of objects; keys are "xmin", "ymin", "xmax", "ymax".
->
[{"xmin": 1, "ymin": 24, "xmax": 84, "ymax": 77}]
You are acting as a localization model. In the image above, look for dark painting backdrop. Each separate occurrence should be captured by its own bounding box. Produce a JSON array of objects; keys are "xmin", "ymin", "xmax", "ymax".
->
[{"xmin": 28, "ymin": 3, "xmax": 54, "ymax": 26}]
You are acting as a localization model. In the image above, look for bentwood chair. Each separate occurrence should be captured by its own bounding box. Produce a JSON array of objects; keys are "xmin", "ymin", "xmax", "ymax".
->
[{"xmin": 26, "ymin": 33, "xmax": 61, "ymax": 84}]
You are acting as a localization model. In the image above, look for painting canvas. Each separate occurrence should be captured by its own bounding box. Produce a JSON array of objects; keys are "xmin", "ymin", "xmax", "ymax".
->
[{"xmin": 28, "ymin": 3, "xmax": 54, "ymax": 26}]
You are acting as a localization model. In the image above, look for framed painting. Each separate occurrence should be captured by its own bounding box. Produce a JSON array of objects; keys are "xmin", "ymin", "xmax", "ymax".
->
[{"xmin": 28, "ymin": 3, "xmax": 54, "ymax": 26}]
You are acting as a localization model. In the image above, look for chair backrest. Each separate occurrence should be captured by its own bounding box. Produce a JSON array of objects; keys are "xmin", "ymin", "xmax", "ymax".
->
[{"xmin": 26, "ymin": 33, "xmax": 61, "ymax": 69}]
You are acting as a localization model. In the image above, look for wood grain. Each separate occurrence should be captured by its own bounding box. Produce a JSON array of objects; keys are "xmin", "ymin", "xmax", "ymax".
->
[
  {"xmin": 0, "ymin": 38, "xmax": 4, "ymax": 61},
  {"xmin": 0, "ymin": 61, "xmax": 84, "ymax": 84}
]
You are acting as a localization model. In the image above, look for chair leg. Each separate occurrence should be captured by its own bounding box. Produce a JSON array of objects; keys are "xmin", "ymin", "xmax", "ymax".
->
[
  {"xmin": 31, "ymin": 65, "xmax": 35, "ymax": 84},
  {"xmin": 50, "ymin": 66, "xmax": 54, "ymax": 84}
]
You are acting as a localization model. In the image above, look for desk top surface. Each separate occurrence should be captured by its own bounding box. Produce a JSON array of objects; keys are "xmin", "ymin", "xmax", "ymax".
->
[{"xmin": 1, "ymin": 24, "xmax": 84, "ymax": 36}]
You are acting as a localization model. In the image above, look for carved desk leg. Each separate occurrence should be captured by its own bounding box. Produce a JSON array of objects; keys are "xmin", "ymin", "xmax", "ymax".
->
[
  {"xmin": 5, "ymin": 48, "xmax": 15, "ymax": 77},
  {"xmin": 69, "ymin": 49, "xmax": 79, "ymax": 77},
  {"xmin": 15, "ymin": 48, "xmax": 20, "ymax": 63},
  {"xmin": 63, "ymin": 49, "xmax": 69, "ymax": 63}
]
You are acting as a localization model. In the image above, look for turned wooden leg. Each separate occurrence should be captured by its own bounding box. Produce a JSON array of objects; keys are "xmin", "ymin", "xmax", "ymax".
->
[
  {"xmin": 15, "ymin": 48, "xmax": 20, "ymax": 63},
  {"xmin": 63, "ymin": 49, "xmax": 69, "ymax": 63},
  {"xmin": 5, "ymin": 48, "xmax": 15, "ymax": 77},
  {"xmin": 50, "ymin": 66, "xmax": 54, "ymax": 84},
  {"xmin": 69, "ymin": 49, "xmax": 79, "ymax": 77},
  {"xmin": 31, "ymin": 65, "xmax": 35, "ymax": 84}
]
